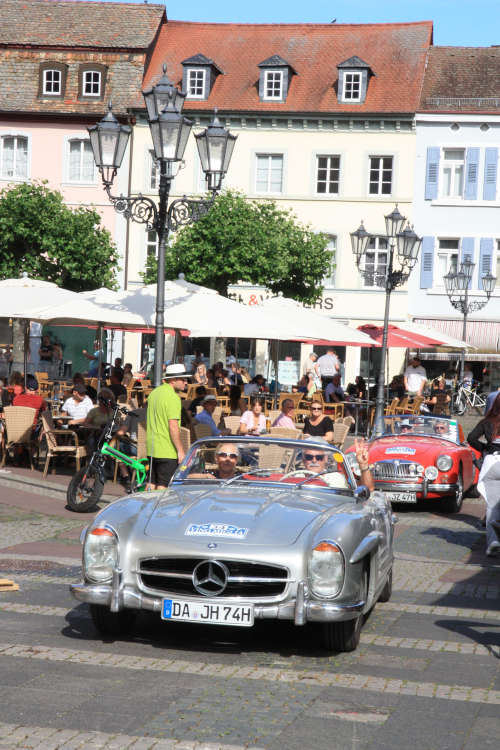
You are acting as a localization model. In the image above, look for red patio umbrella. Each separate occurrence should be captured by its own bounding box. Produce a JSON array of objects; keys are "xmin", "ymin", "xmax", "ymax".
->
[{"xmin": 358, "ymin": 324, "xmax": 443, "ymax": 348}]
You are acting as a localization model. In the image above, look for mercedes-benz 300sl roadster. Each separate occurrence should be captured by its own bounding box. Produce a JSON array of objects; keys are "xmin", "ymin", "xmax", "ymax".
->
[{"xmin": 70, "ymin": 436, "xmax": 395, "ymax": 652}]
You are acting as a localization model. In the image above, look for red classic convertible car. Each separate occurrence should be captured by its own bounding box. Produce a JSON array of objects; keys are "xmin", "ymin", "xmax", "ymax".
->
[{"xmin": 346, "ymin": 415, "xmax": 480, "ymax": 513}]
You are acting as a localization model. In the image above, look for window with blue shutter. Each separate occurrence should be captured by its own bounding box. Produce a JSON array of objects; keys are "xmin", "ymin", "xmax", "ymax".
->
[
  {"xmin": 483, "ymin": 148, "xmax": 498, "ymax": 200},
  {"xmin": 420, "ymin": 236, "xmax": 434, "ymax": 288},
  {"xmin": 460, "ymin": 237, "xmax": 475, "ymax": 289},
  {"xmin": 424, "ymin": 147, "xmax": 440, "ymax": 200},
  {"xmin": 464, "ymin": 148, "xmax": 480, "ymax": 200},
  {"xmin": 479, "ymin": 238, "xmax": 493, "ymax": 290}
]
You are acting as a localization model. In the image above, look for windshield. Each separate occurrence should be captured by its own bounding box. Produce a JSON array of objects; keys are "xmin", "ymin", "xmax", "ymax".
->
[
  {"xmin": 172, "ymin": 437, "xmax": 355, "ymax": 492},
  {"xmin": 379, "ymin": 416, "xmax": 459, "ymax": 443}
]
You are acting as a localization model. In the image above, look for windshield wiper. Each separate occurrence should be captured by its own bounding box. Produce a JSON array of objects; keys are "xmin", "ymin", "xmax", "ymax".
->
[{"xmin": 220, "ymin": 468, "xmax": 285, "ymax": 487}]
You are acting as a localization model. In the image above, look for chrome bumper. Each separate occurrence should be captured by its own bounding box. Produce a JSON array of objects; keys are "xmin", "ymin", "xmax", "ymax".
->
[
  {"xmin": 70, "ymin": 578, "xmax": 364, "ymax": 624},
  {"xmin": 375, "ymin": 480, "xmax": 458, "ymax": 498}
]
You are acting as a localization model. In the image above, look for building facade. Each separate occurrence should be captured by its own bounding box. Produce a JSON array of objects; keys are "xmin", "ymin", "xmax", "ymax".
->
[
  {"xmin": 409, "ymin": 47, "xmax": 500, "ymax": 387},
  {"xmin": 125, "ymin": 20, "xmax": 433, "ymax": 381}
]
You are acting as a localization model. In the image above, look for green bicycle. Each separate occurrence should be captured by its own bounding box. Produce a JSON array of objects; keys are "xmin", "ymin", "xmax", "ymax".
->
[{"xmin": 67, "ymin": 403, "xmax": 149, "ymax": 513}]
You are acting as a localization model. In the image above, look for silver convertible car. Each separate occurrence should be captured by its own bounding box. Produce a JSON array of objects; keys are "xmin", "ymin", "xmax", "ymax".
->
[{"xmin": 70, "ymin": 436, "xmax": 395, "ymax": 652}]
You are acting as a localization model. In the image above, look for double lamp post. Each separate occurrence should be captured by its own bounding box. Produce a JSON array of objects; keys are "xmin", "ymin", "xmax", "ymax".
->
[
  {"xmin": 443, "ymin": 260, "xmax": 496, "ymax": 382},
  {"xmin": 87, "ymin": 66, "xmax": 237, "ymax": 386},
  {"xmin": 351, "ymin": 206, "xmax": 422, "ymax": 437}
]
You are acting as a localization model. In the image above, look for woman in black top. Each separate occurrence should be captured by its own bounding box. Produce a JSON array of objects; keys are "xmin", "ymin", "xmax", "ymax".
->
[
  {"xmin": 467, "ymin": 393, "xmax": 500, "ymax": 557},
  {"xmin": 303, "ymin": 401, "xmax": 334, "ymax": 442}
]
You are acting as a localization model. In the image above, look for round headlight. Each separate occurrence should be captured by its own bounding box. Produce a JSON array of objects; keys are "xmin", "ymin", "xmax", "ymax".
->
[
  {"xmin": 424, "ymin": 465, "xmax": 439, "ymax": 480},
  {"xmin": 84, "ymin": 526, "xmax": 118, "ymax": 582},
  {"xmin": 417, "ymin": 464, "xmax": 424, "ymax": 475},
  {"xmin": 308, "ymin": 540, "xmax": 344, "ymax": 598},
  {"xmin": 436, "ymin": 454, "xmax": 453, "ymax": 472}
]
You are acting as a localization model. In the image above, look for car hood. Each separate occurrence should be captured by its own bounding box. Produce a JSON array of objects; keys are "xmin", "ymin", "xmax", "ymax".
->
[
  {"xmin": 143, "ymin": 485, "xmax": 353, "ymax": 546},
  {"xmin": 368, "ymin": 435, "xmax": 456, "ymax": 463}
]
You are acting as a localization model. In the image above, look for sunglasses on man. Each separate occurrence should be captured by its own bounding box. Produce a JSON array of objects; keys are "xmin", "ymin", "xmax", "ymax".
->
[
  {"xmin": 304, "ymin": 453, "xmax": 327, "ymax": 461},
  {"xmin": 216, "ymin": 452, "xmax": 238, "ymax": 459}
]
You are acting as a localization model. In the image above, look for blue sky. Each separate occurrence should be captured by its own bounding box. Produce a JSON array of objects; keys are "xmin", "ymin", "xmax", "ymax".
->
[{"xmin": 105, "ymin": 0, "xmax": 497, "ymax": 46}]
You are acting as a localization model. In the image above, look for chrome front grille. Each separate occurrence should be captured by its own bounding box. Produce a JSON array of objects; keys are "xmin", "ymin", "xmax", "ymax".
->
[
  {"xmin": 138, "ymin": 557, "xmax": 290, "ymax": 598},
  {"xmin": 373, "ymin": 460, "xmax": 421, "ymax": 480}
]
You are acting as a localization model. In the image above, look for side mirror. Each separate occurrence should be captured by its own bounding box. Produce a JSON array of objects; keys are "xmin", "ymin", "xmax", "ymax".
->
[{"xmin": 354, "ymin": 485, "xmax": 371, "ymax": 502}]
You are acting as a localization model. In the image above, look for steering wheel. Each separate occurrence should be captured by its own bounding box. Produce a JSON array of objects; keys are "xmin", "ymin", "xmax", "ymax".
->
[{"xmin": 281, "ymin": 469, "xmax": 317, "ymax": 480}]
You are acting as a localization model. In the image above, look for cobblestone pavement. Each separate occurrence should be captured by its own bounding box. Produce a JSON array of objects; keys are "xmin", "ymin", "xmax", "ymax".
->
[{"xmin": 0, "ymin": 471, "xmax": 499, "ymax": 749}]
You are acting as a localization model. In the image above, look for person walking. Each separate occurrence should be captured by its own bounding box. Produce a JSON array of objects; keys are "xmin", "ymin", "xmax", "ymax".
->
[
  {"xmin": 404, "ymin": 356, "xmax": 427, "ymax": 396},
  {"xmin": 467, "ymin": 393, "xmax": 500, "ymax": 556},
  {"xmin": 317, "ymin": 348, "xmax": 340, "ymax": 391},
  {"xmin": 146, "ymin": 363, "xmax": 190, "ymax": 490}
]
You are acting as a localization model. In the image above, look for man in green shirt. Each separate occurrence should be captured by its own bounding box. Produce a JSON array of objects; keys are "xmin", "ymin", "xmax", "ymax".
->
[{"xmin": 146, "ymin": 363, "xmax": 190, "ymax": 489}]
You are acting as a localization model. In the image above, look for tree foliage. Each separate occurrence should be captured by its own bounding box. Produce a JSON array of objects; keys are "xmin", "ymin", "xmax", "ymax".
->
[
  {"xmin": 0, "ymin": 181, "xmax": 119, "ymax": 291},
  {"xmin": 142, "ymin": 190, "xmax": 331, "ymax": 301}
]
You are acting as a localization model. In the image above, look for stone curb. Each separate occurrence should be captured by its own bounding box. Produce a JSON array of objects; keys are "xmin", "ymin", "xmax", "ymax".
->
[{"xmin": 0, "ymin": 470, "xmax": 117, "ymax": 503}]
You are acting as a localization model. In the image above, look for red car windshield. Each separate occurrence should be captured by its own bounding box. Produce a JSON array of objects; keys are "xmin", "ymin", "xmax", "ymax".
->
[{"xmin": 381, "ymin": 416, "xmax": 459, "ymax": 443}]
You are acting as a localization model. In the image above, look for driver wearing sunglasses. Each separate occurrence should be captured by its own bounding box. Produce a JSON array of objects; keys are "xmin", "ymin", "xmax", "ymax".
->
[{"xmin": 188, "ymin": 443, "xmax": 240, "ymax": 480}]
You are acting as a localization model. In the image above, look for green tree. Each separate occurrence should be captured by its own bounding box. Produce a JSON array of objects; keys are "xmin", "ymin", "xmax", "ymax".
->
[
  {"xmin": 142, "ymin": 190, "xmax": 331, "ymax": 301},
  {"xmin": 0, "ymin": 181, "xmax": 119, "ymax": 291}
]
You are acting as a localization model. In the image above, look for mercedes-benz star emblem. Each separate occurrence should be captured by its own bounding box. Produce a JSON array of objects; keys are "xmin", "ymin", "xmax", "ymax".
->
[{"xmin": 193, "ymin": 560, "xmax": 229, "ymax": 596}]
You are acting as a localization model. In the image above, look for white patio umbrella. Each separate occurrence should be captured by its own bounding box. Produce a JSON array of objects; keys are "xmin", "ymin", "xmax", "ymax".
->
[{"xmin": 0, "ymin": 274, "xmax": 81, "ymax": 318}]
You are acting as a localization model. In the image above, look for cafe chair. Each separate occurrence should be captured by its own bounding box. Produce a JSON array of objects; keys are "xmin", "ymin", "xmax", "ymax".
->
[
  {"xmin": 0, "ymin": 406, "xmax": 38, "ymax": 470},
  {"xmin": 269, "ymin": 426, "xmax": 301, "ymax": 439},
  {"xmin": 180, "ymin": 426, "xmax": 191, "ymax": 455},
  {"xmin": 331, "ymin": 423, "xmax": 350, "ymax": 449},
  {"xmin": 223, "ymin": 416, "xmax": 241, "ymax": 435},
  {"xmin": 193, "ymin": 422, "xmax": 213, "ymax": 441},
  {"xmin": 40, "ymin": 412, "xmax": 87, "ymax": 478}
]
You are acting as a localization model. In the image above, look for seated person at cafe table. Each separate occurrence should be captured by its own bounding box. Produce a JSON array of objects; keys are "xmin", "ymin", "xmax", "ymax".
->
[
  {"xmin": 239, "ymin": 395, "xmax": 267, "ymax": 435},
  {"xmin": 324, "ymin": 374, "xmax": 345, "ymax": 403},
  {"xmin": 59, "ymin": 383, "xmax": 93, "ymax": 425},
  {"xmin": 302, "ymin": 401, "xmax": 334, "ymax": 442},
  {"xmin": 194, "ymin": 395, "xmax": 230, "ymax": 437},
  {"xmin": 272, "ymin": 398, "xmax": 295, "ymax": 429},
  {"xmin": 81, "ymin": 388, "xmax": 117, "ymax": 451},
  {"xmin": 12, "ymin": 375, "xmax": 47, "ymax": 428},
  {"xmin": 108, "ymin": 371, "xmax": 127, "ymax": 402}
]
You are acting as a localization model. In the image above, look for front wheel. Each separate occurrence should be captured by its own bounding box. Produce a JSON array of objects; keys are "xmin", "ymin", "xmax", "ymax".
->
[
  {"xmin": 90, "ymin": 604, "xmax": 136, "ymax": 638},
  {"xmin": 442, "ymin": 469, "xmax": 463, "ymax": 514},
  {"xmin": 67, "ymin": 465, "xmax": 104, "ymax": 512},
  {"xmin": 318, "ymin": 570, "xmax": 367, "ymax": 653}
]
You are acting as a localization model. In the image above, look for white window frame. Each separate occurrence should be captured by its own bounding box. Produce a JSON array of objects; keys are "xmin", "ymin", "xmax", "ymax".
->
[
  {"xmin": 66, "ymin": 137, "xmax": 96, "ymax": 184},
  {"xmin": 316, "ymin": 155, "xmax": 340, "ymax": 195},
  {"xmin": 0, "ymin": 133, "xmax": 30, "ymax": 181},
  {"xmin": 323, "ymin": 235, "xmax": 337, "ymax": 287},
  {"xmin": 148, "ymin": 149, "xmax": 159, "ymax": 191},
  {"xmin": 187, "ymin": 68, "xmax": 206, "ymax": 99},
  {"xmin": 436, "ymin": 238, "xmax": 460, "ymax": 287},
  {"xmin": 368, "ymin": 155, "xmax": 393, "ymax": 195},
  {"xmin": 362, "ymin": 236, "xmax": 389, "ymax": 288},
  {"xmin": 342, "ymin": 72, "xmax": 362, "ymax": 102},
  {"xmin": 43, "ymin": 68, "xmax": 61, "ymax": 95},
  {"xmin": 145, "ymin": 228, "xmax": 158, "ymax": 260},
  {"xmin": 255, "ymin": 153, "xmax": 284, "ymax": 194},
  {"xmin": 82, "ymin": 69, "xmax": 101, "ymax": 97},
  {"xmin": 440, "ymin": 148, "xmax": 465, "ymax": 199},
  {"xmin": 263, "ymin": 70, "xmax": 283, "ymax": 100}
]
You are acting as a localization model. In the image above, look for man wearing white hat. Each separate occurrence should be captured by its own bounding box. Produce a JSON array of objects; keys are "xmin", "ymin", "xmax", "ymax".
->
[{"xmin": 146, "ymin": 363, "xmax": 190, "ymax": 489}]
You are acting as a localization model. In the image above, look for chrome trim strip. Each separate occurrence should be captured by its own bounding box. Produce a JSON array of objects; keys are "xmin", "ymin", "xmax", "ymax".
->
[
  {"xmin": 136, "ymin": 569, "xmax": 290, "ymax": 584},
  {"xmin": 294, "ymin": 580, "xmax": 306, "ymax": 626},
  {"xmin": 375, "ymin": 482, "xmax": 457, "ymax": 496}
]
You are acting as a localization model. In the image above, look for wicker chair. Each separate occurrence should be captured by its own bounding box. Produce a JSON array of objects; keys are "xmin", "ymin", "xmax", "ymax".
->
[
  {"xmin": 269, "ymin": 426, "xmax": 301, "ymax": 439},
  {"xmin": 180, "ymin": 425, "xmax": 191, "ymax": 454},
  {"xmin": 258, "ymin": 444, "xmax": 295, "ymax": 471},
  {"xmin": 40, "ymin": 412, "xmax": 87, "ymax": 478},
  {"xmin": 331, "ymin": 423, "xmax": 350, "ymax": 449},
  {"xmin": 223, "ymin": 415, "xmax": 241, "ymax": 435},
  {"xmin": 0, "ymin": 406, "xmax": 38, "ymax": 470},
  {"xmin": 193, "ymin": 422, "xmax": 214, "ymax": 441}
]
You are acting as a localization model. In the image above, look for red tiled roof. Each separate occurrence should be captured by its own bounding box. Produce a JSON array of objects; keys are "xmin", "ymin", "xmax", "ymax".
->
[
  {"xmin": 0, "ymin": 0, "xmax": 166, "ymax": 49},
  {"xmin": 419, "ymin": 46, "xmax": 500, "ymax": 113},
  {"xmin": 141, "ymin": 21, "xmax": 433, "ymax": 114}
]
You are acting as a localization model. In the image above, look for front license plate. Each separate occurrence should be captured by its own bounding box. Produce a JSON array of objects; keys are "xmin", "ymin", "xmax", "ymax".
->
[
  {"xmin": 161, "ymin": 598, "xmax": 254, "ymax": 627},
  {"xmin": 384, "ymin": 491, "xmax": 417, "ymax": 503}
]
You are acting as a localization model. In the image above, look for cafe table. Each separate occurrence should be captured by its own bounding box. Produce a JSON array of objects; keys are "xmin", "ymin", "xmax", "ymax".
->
[{"xmin": 340, "ymin": 400, "xmax": 374, "ymax": 437}]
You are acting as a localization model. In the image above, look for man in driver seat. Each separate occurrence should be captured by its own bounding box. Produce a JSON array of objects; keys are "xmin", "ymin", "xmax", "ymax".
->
[
  {"xmin": 298, "ymin": 437, "xmax": 374, "ymax": 491},
  {"xmin": 433, "ymin": 420, "xmax": 449, "ymax": 437}
]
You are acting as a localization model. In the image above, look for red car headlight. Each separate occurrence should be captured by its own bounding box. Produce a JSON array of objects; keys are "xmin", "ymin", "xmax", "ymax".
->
[{"xmin": 436, "ymin": 454, "xmax": 453, "ymax": 472}]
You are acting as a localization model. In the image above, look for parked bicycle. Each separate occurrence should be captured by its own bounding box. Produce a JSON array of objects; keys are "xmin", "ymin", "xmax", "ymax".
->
[
  {"xmin": 67, "ymin": 402, "xmax": 148, "ymax": 513},
  {"xmin": 451, "ymin": 380, "xmax": 486, "ymax": 416}
]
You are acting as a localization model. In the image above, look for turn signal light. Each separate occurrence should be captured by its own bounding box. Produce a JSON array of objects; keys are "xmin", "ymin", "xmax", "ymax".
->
[
  {"xmin": 314, "ymin": 541, "xmax": 341, "ymax": 553},
  {"xmin": 90, "ymin": 528, "xmax": 114, "ymax": 537}
]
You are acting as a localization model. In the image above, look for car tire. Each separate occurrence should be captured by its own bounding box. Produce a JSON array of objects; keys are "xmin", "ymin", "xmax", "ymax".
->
[
  {"xmin": 443, "ymin": 469, "xmax": 464, "ymax": 514},
  {"xmin": 378, "ymin": 568, "xmax": 393, "ymax": 603},
  {"xmin": 319, "ymin": 570, "xmax": 367, "ymax": 653},
  {"xmin": 67, "ymin": 466, "xmax": 103, "ymax": 513},
  {"xmin": 90, "ymin": 604, "xmax": 136, "ymax": 638}
]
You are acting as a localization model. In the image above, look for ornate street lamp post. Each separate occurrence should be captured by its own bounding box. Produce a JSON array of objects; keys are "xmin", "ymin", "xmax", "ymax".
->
[
  {"xmin": 443, "ymin": 260, "xmax": 496, "ymax": 382},
  {"xmin": 351, "ymin": 206, "xmax": 422, "ymax": 437},
  {"xmin": 88, "ymin": 66, "xmax": 236, "ymax": 386}
]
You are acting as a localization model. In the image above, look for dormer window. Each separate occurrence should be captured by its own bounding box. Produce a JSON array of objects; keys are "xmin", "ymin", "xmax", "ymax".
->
[
  {"xmin": 337, "ymin": 56, "xmax": 373, "ymax": 105},
  {"xmin": 187, "ymin": 68, "xmax": 206, "ymax": 99},
  {"xmin": 264, "ymin": 70, "xmax": 283, "ymax": 100},
  {"xmin": 343, "ymin": 72, "xmax": 362, "ymax": 102},
  {"xmin": 258, "ymin": 55, "xmax": 295, "ymax": 103},
  {"xmin": 38, "ymin": 62, "xmax": 67, "ymax": 99},
  {"xmin": 182, "ymin": 54, "xmax": 223, "ymax": 101},
  {"xmin": 78, "ymin": 64, "xmax": 107, "ymax": 100}
]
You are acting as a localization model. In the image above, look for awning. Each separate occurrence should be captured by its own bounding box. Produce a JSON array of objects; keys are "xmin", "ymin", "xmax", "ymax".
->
[
  {"xmin": 414, "ymin": 352, "xmax": 500, "ymax": 362},
  {"xmin": 413, "ymin": 318, "xmax": 500, "ymax": 352},
  {"xmin": 358, "ymin": 324, "xmax": 443, "ymax": 349}
]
